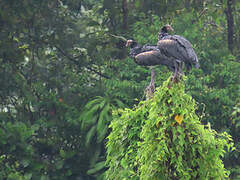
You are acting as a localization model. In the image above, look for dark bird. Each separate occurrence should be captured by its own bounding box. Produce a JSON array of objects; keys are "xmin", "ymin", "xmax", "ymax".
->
[
  {"xmin": 157, "ymin": 25, "xmax": 200, "ymax": 79},
  {"xmin": 125, "ymin": 39, "xmax": 175, "ymax": 72},
  {"xmin": 124, "ymin": 25, "xmax": 200, "ymax": 98},
  {"xmin": 125, "ymin": 39, "xmax": 177, "ymax": 98}
]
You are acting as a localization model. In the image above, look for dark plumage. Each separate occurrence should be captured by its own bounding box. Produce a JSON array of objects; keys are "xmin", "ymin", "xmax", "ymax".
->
[
  {"xmin": 125, "ymin": 39, "xmax": 175, "ymax": 71},
  {"xmin": 157, "ymin": 26, "xmax": 200, "ymax": 72},
  {"xmin": 125, "ymin": 24, "xmax": 200, "ymax": 97},
  {"xmin": 126, "ymin": 39, "xmax": 177, "ymax": 98}
]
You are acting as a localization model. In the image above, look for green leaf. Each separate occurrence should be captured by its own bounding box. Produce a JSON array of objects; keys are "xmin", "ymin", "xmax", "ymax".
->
[
  {"xmin": 97, "ymin": 126, "xmax": 108, "ymax": 143},
  {"xmin": 85, "ymin": 96, "xmax": 104, "ymax": 109},
  {"xmin": 87, "ymin": 161, "xmax": 105, "ymax": 175},
  {"xmin": 85, "ymin": 125, "xmax": 97, "ymax": 146},
  {"xmin": 113, "ymin": 98, "xmax": 125, "ymax": 108},
  {"xmin": 97, "ymin": 103, "xmax": 110, "ymax": 134}
]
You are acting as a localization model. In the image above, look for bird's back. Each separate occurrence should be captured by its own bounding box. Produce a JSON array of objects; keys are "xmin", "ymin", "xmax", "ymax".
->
[{"xmin": 158, "ymin": 35, "xmax": 200, "ymax": 69}]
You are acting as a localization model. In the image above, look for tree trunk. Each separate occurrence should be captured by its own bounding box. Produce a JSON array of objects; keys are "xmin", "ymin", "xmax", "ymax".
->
[
  {"xmin": 225, "ymin": 0, "xmax": 234, "ymax": 53},
  {"xmin": 122, "ymin": 0, "xmax": 128, "ymax": 30}
]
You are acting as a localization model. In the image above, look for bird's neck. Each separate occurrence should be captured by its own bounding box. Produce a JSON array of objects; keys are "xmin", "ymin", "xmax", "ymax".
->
[
  {"xmin": 158, "ymin": 31, "xmax": 168, "ymax": 40},
  {"xmin": 130, "ymin": 41, "xmax": 138, "ymax": 48}
]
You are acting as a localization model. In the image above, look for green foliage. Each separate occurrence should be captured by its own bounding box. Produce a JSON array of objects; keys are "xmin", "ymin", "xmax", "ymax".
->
[
  {"xmin": 106, "ymin": 78, "xmax": 234, "ymax": 180},
  {"xmin": 81, "ymin": 95, "xmax": 125, "ymax": 145},
  {"xmin": 0, "ymin": 121, "xmax": 35, "ymax": 180},
  {"xmin": 79, "ymin": 95, "xmax": 126, "ymax": 178},
  {"xmin": 0, "ymin": 0, "xmax": 240, "ymax": 179}
]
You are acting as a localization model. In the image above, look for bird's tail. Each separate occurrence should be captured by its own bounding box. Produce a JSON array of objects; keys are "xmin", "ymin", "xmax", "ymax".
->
[
  {"xmin": 195, "ymin": 62, "xmax": 200, "ymax": 69},
  {"xmin": 193, "ymin": 54, "xmax": 200, "ymax": 69},
  {"xmin": 188, "ymin": 49, "xmax": 200, "ymax": 69}
]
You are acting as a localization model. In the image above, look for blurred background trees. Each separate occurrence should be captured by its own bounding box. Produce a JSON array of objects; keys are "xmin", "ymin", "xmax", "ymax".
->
[{"xmin": 0, "ymin": 0, "xmax": 239, "ymax": 179}]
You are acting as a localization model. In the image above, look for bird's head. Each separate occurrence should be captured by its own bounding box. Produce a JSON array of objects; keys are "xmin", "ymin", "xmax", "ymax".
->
[
  {"xmin": 125, "ymin": 39, "xmax": 137, "ymax": 48},
  {"xmin": 161, "ymin": 24, "xmax": 174, "ymax": 33}
]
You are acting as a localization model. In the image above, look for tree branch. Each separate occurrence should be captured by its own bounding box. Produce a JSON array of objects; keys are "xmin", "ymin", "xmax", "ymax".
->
[
  {"xmin": 54, "ymin": 45, "xmax": 110, "ymax": 79},
  {"xmin": 225, "ymin": 0, "xmax": 234, "ymax": 53},
  {"xmin": 122, "ymin": 0, "xmax": 128, "ymax": 30}
]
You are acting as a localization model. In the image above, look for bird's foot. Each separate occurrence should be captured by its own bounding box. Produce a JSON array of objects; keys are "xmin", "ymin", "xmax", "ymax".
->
[
  {"xmin": 145, "ymin": 83, "xmax": 155, "ymax": 100},
  {"xmin": 171, "ymin": 74, "xmax": 180, "ymax": 83},
  {"xmin": 145, "ymin": 68, "xmax": 156, "ymax": 99},
  {"xmin": 177, "ymin": 71, "xmax": 184, "ymax": 77}
]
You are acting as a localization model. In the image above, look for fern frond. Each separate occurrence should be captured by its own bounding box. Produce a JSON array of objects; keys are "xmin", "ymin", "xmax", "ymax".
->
[{"xmin": 85, "ymin": 125, "xmax": 97, "ymax": 146}]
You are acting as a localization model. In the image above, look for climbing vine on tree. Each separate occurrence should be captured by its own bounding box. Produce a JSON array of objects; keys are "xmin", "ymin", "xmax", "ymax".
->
[{"xmin": 106, "ymin": 77, "xmax": 234, "ymax": 180}]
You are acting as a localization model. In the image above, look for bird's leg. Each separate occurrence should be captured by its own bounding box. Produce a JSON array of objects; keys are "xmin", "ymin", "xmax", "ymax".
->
[
  {"xmin": 180, "ymin": 62, "xmax": 184, "ymax": 75},
  {"xmin": 145, "ymin": 67, "xmax": 156, "ymax": 100},
  {"xmin": 150, "ymin": 68, "xmax": 156, "ymax": 92},
  {"xmin": 171, "ymin": 60, "xmax": 178, "ymax": 82},
  {"xmin": 177, "ymin": 61, "xmax": 184, "ymax": 78}
]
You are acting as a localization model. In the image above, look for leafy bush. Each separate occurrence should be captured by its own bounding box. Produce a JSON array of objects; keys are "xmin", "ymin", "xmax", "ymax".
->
[{"xmin": 106, "ymin": 77, "xmax": 234, "ymax": 180}]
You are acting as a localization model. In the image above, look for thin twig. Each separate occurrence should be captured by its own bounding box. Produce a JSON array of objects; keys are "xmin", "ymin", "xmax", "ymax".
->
[{"xmin": 109, "ymin": 33, "xmax": 127, "ymax": 42}]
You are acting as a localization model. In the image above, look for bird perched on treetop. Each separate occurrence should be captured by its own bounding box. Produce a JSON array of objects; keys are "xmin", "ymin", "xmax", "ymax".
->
[
  {"xmin": 125, "ymin": 25, "xmax": 177, "ymax": 72},
  {"xmin": 125, "ymin": 24, "xmax": 200, "ymax": 97},
  {"xmin": 157, "ymin": 25, "xmax": 200, "ymax": 79},
  {"xmin": 125, "ymin": 38, "xmax": 176, "ymax": 99}
]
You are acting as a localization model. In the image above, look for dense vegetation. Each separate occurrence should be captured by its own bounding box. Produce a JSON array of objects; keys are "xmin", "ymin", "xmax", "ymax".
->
[
  {"xmin": 106, "ymin": 78, "xmax": 234, "ymax": 179},
  {"xmin": 0, "ymin": 0, "xmax": 239, "ymax": 179}
]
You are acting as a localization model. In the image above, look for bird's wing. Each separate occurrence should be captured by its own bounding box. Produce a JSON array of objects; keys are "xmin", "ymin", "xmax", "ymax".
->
[
  {"xmin": 142, "ymin": 45, "xmax": 158, "ymax": 52},
  {"xmin": 171, "ymin": 35, "xmax": 199, "ymax": 67},
  {"xmin": 157, "ymin": 39, "xmax": 187, "ymax": 61},
  {"xmin": 170, "ymin": 35, "xmax": 193, "ymax": 49},
  {"xmin": 134, "ymin": 50, "xmax": 175, "ymax": 71},
  {"xmin": 158, "ymin": 35, "xmax": 199, "ymax": 68}
]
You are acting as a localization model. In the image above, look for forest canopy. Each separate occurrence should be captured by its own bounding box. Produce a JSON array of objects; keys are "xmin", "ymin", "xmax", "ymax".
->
[{"xmin": 0, "ymin": 0, "xmax": 239, "ymax": 179}]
